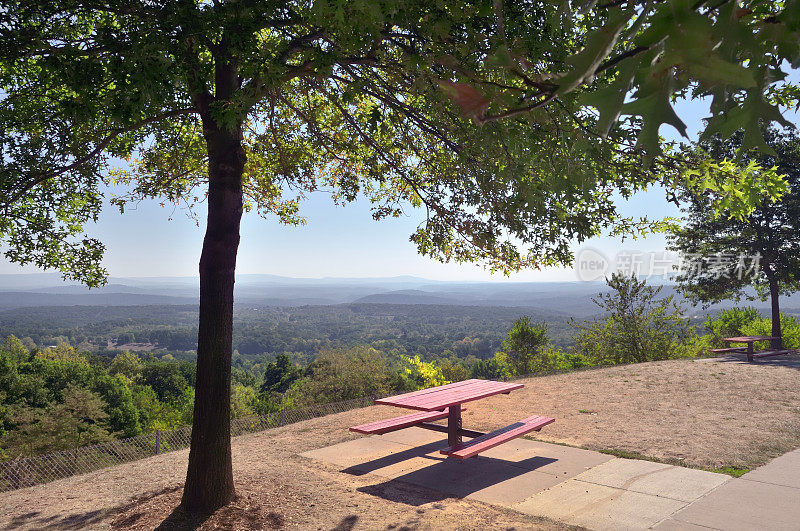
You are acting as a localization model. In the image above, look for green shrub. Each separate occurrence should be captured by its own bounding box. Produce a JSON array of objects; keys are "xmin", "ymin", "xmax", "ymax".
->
[
  {"xmin": 573, "ymin": 273, "xmax": 691, "ymax": 365},
  {"xmin": 674, "ymin": 332, "xmax": 715, "ymax": 358},
  {"xmin": 501, "ymin": 317, "xmax": 549, "ymax": 376},
  {"xmin": 285, "ymin": 347, "xmax": 396, "ymax": 406},
  {"xmin": 469, "ymin": 355, "xmax": 511, "ymax": 380},
  {"xmin": 517, "ymin": 345, "xmax": 590, "ymax": 374},
  {"xmin": 437, "ymin": 358, "xmax": 469, "ymax": 382},
  {"xmin": 741, "ymin": 314, "xmax": 800, "ymax": 349},
  {"xmin": 703, "ymin": 307, "xmax": 761, "ymax": 345}
]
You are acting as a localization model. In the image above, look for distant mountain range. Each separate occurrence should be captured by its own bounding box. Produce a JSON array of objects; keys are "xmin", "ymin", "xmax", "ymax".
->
[{"xmin": 0, "ymin": 273, "xmax": 798, "ymax": 317}]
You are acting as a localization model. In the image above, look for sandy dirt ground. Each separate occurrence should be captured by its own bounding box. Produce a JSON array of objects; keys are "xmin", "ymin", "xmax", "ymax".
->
[
  {"xmin": 1, "ymin": 355, "xmax": 799, "ymax": 530},
  {"xmin": 0, "ymin": 406, "xmax": 570, "ymax": 530},
  {"xmin": 463, "ymin": 355, "xmax": 800, "ymax": 469}
]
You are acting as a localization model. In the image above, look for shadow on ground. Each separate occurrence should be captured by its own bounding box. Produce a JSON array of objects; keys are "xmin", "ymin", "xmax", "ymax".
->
[
  {"xmin": 1, "ymin": 486, "xmax": 182, "ymax": 531},
  {"xmin": 342, "ymin": 439, "xmax": 558, "ymax": 506},
  {"xmin": 713, "ymin": 352, "xmax": 800, "ymax": 369}
]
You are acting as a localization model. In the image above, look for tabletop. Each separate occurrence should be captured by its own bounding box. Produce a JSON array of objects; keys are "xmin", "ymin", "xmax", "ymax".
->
[
  {"xmin": 375, "ymin": 378, "xmax": 524, "ymax": 412},
  {"xmin": 722, "ymin": 336, "xmax": 778, "ymax": 343}
]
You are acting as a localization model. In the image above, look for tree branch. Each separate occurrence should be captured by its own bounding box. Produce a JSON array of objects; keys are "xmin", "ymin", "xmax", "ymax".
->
[{"xmin": 1, "ymin": 108, "xmax": 194, "ymax": 207}]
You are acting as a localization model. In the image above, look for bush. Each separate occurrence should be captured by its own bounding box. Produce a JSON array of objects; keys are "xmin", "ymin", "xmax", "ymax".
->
[
  {"xmin": 285, "ymin": 347, "xmax": 396, "ymax": 406},
  {"xmin": 741, "ymin": 314, "xmax": 800, "ymax": 349},
  {"xmin": 674, "ymin": 332, "xmax": 715, "ymax": 358},
  {"xmin": 704, "ymin": 307, "xmax": 761, "ymax": 345},
  {"xmin": 530, "ymin": 346, "xmax": 592, "ymax": 373},
  {"xmin": 469, "ymin": 355, "xmax": 510, "ymax": 380},
  {"xmin": 401, "ymin": 354, "xmax": 449, "ymax": 389},
  {"xmin": 573, "ymin": 273, "xmax": 691, "ymax": 365},
  {"xmin": 500, "ymin": 317, "xmax": 549, "ymax": 376},
  {"xmin": 437, "ymin": 357, "xmax": 469, "ymax": 383}
]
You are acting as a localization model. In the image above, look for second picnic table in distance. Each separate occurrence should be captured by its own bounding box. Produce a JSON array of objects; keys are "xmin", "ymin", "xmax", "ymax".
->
[{"xmin": 721, "ymin": 336, "xmax": 785, "ymax": 362}]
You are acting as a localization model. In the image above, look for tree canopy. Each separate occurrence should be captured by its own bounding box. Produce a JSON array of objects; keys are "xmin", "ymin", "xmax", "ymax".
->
[
  {"xmin": 2, "ymin": 0, "xmax": 797, "ymax": 284},
  {"xmin": 669, "ymin": 128, "xmax": 800, "ymax": 345}
]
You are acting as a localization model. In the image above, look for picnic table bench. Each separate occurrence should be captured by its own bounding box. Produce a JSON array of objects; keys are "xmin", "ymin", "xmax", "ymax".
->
[
  {"xmin": 714, "ymin": 336, "xmax": 795, "ymax": 362},
  {"xmin": 350, "ymin": 379, "xmax": 554, "ymax": 459}
]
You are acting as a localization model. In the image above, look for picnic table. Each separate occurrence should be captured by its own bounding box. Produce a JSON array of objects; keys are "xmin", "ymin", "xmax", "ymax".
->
[
  {"xmin": 717, "ymin": 336, "xmax": 789, "ymax": 362},
  {"xmin": 350, "ymin": 379, "xmax": 554, "ymax": 459}
]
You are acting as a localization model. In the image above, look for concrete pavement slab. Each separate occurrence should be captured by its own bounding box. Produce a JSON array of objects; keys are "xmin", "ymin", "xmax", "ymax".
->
[
  {"xmin": 741, "ymin": 448, "xmax": 800, "ymax": 489},
  {"xmin": 305, "ymin": 431, "xmax": 800, "ymax": 531},
  {"xmin": 381, "ymin": 456, "xmax": 564, "ymax": 505},
  {"xmin": 479, "ymin": 437, "xmax": 615, "ymax": 478},
  {"xmin": 665, "ymin": 477, "xmax": 800, "ymax": 531},
  {"xmin": 299, "ymin": 437, "xmax": 410, "ymax": 469},
  {"xmin": 513, "ymin": 478, "xmax": 687, "ymax": 531},
  {"xmin": 652, "ymin": 518, "xmax": 720, "ymax": 530},
  {"xmin": 346, "ymin": 427, "xmax": 613, "ymax": 482},
  {"xmin": 304, "ymin": 431, "xmax": 578, "ymax": 506},
  {"xmin": 575, "ymin": 458, "xmax": 730, "ymax": 502}
]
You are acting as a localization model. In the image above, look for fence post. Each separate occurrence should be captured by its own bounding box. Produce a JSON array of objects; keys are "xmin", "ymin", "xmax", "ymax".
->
[
  {"xmin": 155, "ymin": 430, "xmax": 161, "ymax": 455},
  {"xmin": 279, "ymin": 409, "xmax": 285, "ymax": 426}
]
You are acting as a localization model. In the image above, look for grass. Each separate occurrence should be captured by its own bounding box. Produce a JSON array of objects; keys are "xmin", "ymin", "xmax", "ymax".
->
[
  {"xmin": 521, "ymin": 437, "xmax": 752, "ymax": 478},
  {"xmin": 598, "ymin": 447, "xmax": 750, "ymax": 477},
  {"xmin": 707, "ymin": 465, "xmax": 750, "ymax": 477}
]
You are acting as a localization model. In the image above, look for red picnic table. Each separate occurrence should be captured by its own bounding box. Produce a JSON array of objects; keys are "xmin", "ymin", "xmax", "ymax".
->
[
  {"xmin": 350, "ymin": 379, "xmax": 554, "ymax": 459},
  {"xmin": 713, "ymin": 336, "xmax": 793, "ymax": 362}
]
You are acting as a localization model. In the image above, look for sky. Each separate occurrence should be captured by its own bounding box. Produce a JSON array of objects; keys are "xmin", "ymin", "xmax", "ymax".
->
[{"xmin": 1, "ymin": 94, "xmax": 798, "ymax": 283}]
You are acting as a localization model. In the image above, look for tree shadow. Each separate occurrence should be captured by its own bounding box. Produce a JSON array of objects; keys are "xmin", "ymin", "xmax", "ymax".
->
[
  {"xmin": 345, "ymin": 440, "xmax": 558, "ymax": 506},
  {"xmin": 1, "ymin": 486, "xmax": 181, "ymax": 530},
  {"xmin": 713, "ymin": 352, "xmax": 800, "ymax": 369},
  {"xmin": 154, "ymin": 504, "xmax": 209, "ymax": 530},
  {"xmin": 153, "ymin": 494, "xmax": 287, "ymax": 530},
  {"xmin": 331, "ymin": 515, "xmax": 358, "ymax": 531}
]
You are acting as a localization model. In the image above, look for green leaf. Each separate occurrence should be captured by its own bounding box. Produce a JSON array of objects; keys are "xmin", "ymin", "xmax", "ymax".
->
[
  {"xmin": 702, "ymin": 87, "xmax": 793, "ymax": 155},
  {"xmin": 621, "ymin": 71, "xmax": 687, "ymax": 153},
  {"xmin": 580, "ymin": 54, "xmax": 642, "ymax": 137},
  {"xmin": 556, "ymin": 8, "xmax": 633, "ymax": 96}
]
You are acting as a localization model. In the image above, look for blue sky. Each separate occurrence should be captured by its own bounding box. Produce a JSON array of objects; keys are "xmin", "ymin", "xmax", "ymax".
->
[{"xmin": 1, "ymin": 96, "xmax": 797, "ymax": 282}]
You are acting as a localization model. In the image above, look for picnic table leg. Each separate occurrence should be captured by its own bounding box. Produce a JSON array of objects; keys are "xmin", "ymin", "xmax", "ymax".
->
[
  {"xmin": 447, "ymin": 405, "xmax": 462, "ymax": 447},
  {"xmin": 747, "ymin": 343, "xmax": 754, "ymax": 362}
]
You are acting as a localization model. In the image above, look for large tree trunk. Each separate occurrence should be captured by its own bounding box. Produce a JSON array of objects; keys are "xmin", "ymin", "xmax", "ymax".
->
[
  {"xmin": 180, "ymin": 119, "xmax": 245, "ymax": 513},
  {"xmin": 768, "ymin": 275, "xmax": 782, "ymax": 349}
]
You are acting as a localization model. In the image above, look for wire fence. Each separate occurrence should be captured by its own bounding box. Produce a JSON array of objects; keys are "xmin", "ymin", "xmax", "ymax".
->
[{"xmin": 0, "ymin": 395, "xmax": 376, "ymax": 493}]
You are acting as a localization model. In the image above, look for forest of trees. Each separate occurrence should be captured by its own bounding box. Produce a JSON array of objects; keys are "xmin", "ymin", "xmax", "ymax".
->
[{"xmin": 0, "ymin": 303, "xmax": 576, "ymax": 362}]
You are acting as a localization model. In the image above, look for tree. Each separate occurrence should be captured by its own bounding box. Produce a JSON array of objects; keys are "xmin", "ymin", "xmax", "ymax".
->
[
  {"xmin": 669, "ymin": 129, "xmax": 800, "ymax": 348},
  {"xmin": 2, "ymin": 0, "xmax": 798, "ymax": 514},
  {"xmin": 109, "ymin": 352, "xmax": 144, "ymax": 379},
  {"xmin": 4, "ymin": 385, "xmax": 111, "ymax": 456},
  {"xmin": 573, "ymin": 273, "xmax": 691, "ymax": 364},
  {"xmin": 500, "ymin": 316, "xmax": 548, "ymax": 375},
  {"xmin": 259, "ymin": 354, "xmax": 301, "ymax": 395},
  {"xmin": 287, "ymin": 347, "xmax": 395, "ymax": 405},
  {"xmin": 140, "ymin": 360, "xmax": 196, "ymax": 403}
]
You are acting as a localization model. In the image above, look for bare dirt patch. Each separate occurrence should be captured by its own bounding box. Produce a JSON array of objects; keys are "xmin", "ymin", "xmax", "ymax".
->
[
  {"xmin": 466, "ymin": 355, "xmax": 800, "ymax": 469},
  {"xmin": 2, "ymin": 356, "xmax": 799, "ymax": 529}
]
